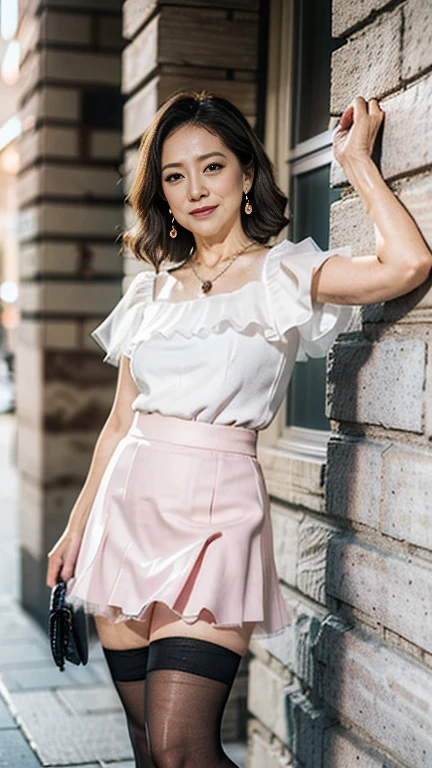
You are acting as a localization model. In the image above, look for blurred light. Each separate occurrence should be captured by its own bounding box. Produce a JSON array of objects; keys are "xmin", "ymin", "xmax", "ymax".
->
[
  {"xmin": 2, "ymin": 305, "xmax": 18, "ymax": 329},
  {"xmin": 0, "ymin": 144, "xmax": 19, "ymax": 174},
  {"xmin": 1, "ymin": 0, "xmax": 18, "ymax": 41},
  {"xmin": 0, "ymin": 281, "xmax": 18, "ymax": 303},
  {"xmin": 1, "ymin": 39, "xmax": 20, "ymax": 85},
  {"xmin": 0, "ymin": 116, "xmax": 21, "ymax": 151}
]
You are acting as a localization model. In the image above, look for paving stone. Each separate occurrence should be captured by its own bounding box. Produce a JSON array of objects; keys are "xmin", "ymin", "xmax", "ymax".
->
[
  {"xmin": 9, "ymin": 688, "xmax": 133, "ymax": 766},
  {"xmin": 0, "ymin": 697, "xmax": 15, "ymax": 729},
  {"xmin": 0, "ymin": 729, "xmax": 40, "ymax": 767},
  {"xmin": 56, "ymin": 685, "xmax": 121, "ymax": 716},
  {"xmin": 0, "ymin": 639, "xmax": 51, "ymax": 667},
  {"xmin": 0, "ymin": 660, "xmax": 100, "ymax": 692}
]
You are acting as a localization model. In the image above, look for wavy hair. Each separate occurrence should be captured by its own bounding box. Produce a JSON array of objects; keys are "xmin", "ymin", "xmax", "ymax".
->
[{"xmin": 123, "ymin": 89, "xmax": 289, "ymax": 271}]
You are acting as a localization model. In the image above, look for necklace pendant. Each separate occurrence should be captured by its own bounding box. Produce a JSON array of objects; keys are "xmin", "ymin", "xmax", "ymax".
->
[{"xmin": 201, "ymin": 280, "xmax": 212, "ymax": 294}]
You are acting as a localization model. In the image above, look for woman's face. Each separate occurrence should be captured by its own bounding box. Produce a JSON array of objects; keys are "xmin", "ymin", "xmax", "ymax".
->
[{"xmin": 160, "ymin": 124, "xmax": 252, "ymax": 243}]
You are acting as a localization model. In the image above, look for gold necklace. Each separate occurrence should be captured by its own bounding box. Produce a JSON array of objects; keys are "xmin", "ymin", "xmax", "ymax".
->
[{"xmin": 189, "ymin": 241, "xmax": 260, "ymax": 294}]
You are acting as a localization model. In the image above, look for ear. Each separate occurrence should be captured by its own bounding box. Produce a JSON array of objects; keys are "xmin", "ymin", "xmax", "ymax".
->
[{"xmin": 243, "ymin": 162, "xmax": 254, "ymax": 193}]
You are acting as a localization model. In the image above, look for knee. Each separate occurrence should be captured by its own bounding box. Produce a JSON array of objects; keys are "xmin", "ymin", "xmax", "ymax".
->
[{"xmin": 148, "ymin": 739, "xmax": 187, "ymax": 768}]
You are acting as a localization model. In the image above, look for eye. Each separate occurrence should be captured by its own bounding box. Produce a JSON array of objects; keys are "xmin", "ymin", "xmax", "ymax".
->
[
  {"xmin": 205, "ymin": 162, "xmax": 224, "ymax": 172},
  {"xmin": 164, "ymin": 172, "xmax": 183, "ymax": 183}
]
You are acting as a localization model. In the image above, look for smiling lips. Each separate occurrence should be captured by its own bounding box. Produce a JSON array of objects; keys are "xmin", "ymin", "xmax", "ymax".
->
[{"xmin": 190, "ymin": 206, "xmax": 218, "ymax": 218}]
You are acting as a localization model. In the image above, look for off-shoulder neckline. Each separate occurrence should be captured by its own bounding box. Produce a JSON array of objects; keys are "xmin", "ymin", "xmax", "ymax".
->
[{"xmin": 148, "ymin": 240, "xmax": 286, "ymax": 307}]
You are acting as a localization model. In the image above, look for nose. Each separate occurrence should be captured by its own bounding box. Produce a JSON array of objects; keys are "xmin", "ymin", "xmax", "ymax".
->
[{"xmin": 186, "ymin": 172, "xmax": 209, "ymax": 202}]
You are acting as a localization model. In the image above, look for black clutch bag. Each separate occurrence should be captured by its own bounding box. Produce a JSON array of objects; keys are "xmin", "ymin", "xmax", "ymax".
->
[{"xmin": 49, "ymin": 579, "xmax": 89, "ymax": 671}]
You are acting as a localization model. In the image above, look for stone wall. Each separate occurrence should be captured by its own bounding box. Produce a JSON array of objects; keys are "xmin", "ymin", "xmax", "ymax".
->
[
  {"xmin": 17, "ymin": 0, "xmax": 124, "ymax": 623},
  {"xmin": 247, "ymin": 1, "xmax": 432, "ymax": 766}
]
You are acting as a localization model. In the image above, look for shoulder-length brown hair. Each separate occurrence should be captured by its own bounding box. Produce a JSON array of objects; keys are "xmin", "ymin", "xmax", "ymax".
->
[{"xmin": 123, "ymin": 89, "xmax": 289, "ymax": 271}]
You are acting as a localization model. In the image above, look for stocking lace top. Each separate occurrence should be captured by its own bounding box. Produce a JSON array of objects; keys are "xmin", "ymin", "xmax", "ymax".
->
[{"xmin": 91, "ymin": 237, "xmax": 356, "ymax": 430}]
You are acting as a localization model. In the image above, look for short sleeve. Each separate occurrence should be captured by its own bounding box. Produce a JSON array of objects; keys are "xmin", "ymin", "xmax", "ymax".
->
[
  {"xmin": 90, "ymin": 270, "xmax": 155, "ymax": 366},
  {"xmin": 265, "ymin": 236, "xmax": 357, "ymax": 362}
]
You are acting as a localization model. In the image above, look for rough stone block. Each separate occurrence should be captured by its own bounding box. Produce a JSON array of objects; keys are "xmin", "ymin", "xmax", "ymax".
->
[
  {"xmin": 158, "ymin": 7, "xmax": 258, "ymax": 71},
  {"xmin": 380, "ymin": 73, "xmax": 432, "ymax": 179},
  {"xmin": 426, "ymin": 343, "xmax": 432, "ymax": 439},
  {"xmin": 329, "ymin": 194, "xmax": 378, "ymax": 254},
  {"xmin": 327, "ymin": 337, "xmax": 426, "ymax": 433},
  {"xmin": 40, "ymin": 10, "xmax": 91, "ymax": 44},
  {"xmin": 19, "ymin": 242, "xmax": 123, "ymax": 279},
  {"xmin": 327, "ymin": 535, "xmax": 432, "ymax": 654},
  {"xmin": 286, "ymin": 689, "xmax": 336, "ymax": 766},
  {"xmin": 297, "ymin": 519, "xmax": 337, "ymax": 605},
  {"xmin": 258, "ymin": 450, "xmax": 325, "ymax": 514},
  {"xmin": 256, "ymin": 591, "xmax": 325, "ymax": 687},
  {"xmin": 402, "ymin": 0, "xmax": 432, "ymax": 80},
  {"xmin": 247, "ymin": 658, "xmax": 291, "ymax": 744},
  {"xmin": 18, "ymin": 203, "xmax": 123, "ymax": 240},
  {"xmin": 123, "ymin": 77, "xmax": 158, "ymax": 146},
  {"xmin": 18, "ymin": 165, "xmax": 122, "ymax": 206},
  {"xmin": 43, "ymin": 49, "xmax": 120, "ymax": 85},
  {"xmin": 314, "ymin": 618, "xmax": 432, "ymax": 768},
  {"xmin": 323, "ymin": 725, "xmax": 401, "ymax": 768},
  {"xmin": 122, "ymin": 13, "xmax": 158, "ymax": 94},
  {"xmin": 271, "ymin": 504, "xmax": 300, "ymax": 588},
  {"xmin": 20, "ymin": 127, "xmax": 80, "ymax": 168},
  {"xmin": 326, "ymin": 437, "xmax": 388, "ymax": 531},
  {"xmin": 19, "ymin": 280, "xmax": 121, "ymax": 315},
  {"xmin": 248, "ymin": 728, "xmax": 291, "ymax": 768},
  {"xmin": 331, "ymin": 8, "xmax": 401, "ymax": 116},
  {"xmin": 332, "ymin": 0, "xmax": 393, "ymax": 37},
  {"xmin": 381, "ymin": 444, "xmax": 432, "ymax": 550},
  {"xmin": 330, "ymin": 171, "xmax": 432, "ymax": 254}
]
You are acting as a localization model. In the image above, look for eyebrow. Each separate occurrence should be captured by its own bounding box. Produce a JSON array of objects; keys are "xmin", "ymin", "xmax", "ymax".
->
[{"xmin": 161, "ymin": 152, "xmax": 227, "ymax": 173}]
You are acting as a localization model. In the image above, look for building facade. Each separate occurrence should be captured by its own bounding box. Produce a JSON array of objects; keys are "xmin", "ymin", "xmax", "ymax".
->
[{"xmin": 15, "ymin": 0, "xmax": 432, "ymax": 765}]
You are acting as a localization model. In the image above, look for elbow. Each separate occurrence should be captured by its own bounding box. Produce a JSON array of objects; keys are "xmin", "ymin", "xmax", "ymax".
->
[{"xmin": 406, "ymin": 255, "xmax": 432, "ymax": 291}]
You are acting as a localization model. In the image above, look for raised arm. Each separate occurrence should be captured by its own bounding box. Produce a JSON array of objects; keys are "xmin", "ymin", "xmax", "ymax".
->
[{"xmin": 312, "ymin": 96, "xmax": 432, "ymax": 306}]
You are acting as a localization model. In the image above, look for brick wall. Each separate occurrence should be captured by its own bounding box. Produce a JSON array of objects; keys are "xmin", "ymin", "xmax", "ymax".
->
[
  {"xmin": 247, "ymin": 1, "xmax": 432, "ymax": 766},
  {"xmin": 16, "ymin": 0, "xmax": 124, "ymax": 623}
]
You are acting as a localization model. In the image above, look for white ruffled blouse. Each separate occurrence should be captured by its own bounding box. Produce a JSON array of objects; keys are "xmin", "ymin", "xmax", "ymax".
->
[{"xmin": 92, "ymin": 237, "xmax": 356, "ymax": 430}]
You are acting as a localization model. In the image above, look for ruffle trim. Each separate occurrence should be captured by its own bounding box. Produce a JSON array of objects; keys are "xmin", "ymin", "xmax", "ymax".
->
[
  {"xmin": 127, "ymin": 280, "xmax": 281, "ymax": 352},
  {"xmin": 91, "ymin": 238, "xmax": 357, "ymax": 365},
  {"xmin": 91, "ymin": 271, "xmax": 155, "ymax": 367},
  {"xmin": 264, "ymin": 236, "xmax": 356, "ymax": 362}
]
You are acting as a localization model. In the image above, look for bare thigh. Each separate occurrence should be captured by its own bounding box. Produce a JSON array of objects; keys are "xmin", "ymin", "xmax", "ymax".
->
[
  {"xmin": 149, "ymin": 604, "xmax": 256, "ymax": 657},
  {"xmin": 95, "ymin": 604, "xmax": 256, "ymax": 656},
  {"xmin": 94, "ymin": 604, "xmax": 156, "ymax": 649}
]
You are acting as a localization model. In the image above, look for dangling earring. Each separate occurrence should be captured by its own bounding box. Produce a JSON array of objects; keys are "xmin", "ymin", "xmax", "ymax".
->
[
  {"xmin": 168, "ymin": 208, "xmax": 177, "ymax": 238},
  {"xmin": 244, "ymin": 191, "xmax": 252, "ymax": 215}
]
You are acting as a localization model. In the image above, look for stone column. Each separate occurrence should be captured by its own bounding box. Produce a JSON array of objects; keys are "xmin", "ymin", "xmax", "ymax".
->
[{"xmin": 17, "ymin": 0, "xmax": 124, "ymax": 623}]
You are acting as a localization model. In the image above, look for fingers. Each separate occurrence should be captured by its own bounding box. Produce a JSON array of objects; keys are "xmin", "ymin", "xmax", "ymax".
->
[{"xmin": 46, "ymin": 555, "xmax": 62, "ymax": 588}]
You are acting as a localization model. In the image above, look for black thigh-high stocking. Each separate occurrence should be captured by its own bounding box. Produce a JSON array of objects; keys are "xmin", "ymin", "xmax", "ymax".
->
[
  {"xmin": 145, "ymin": 637, "xmax": 242, "ymax": 768},
  {"xmin": 102, "ymin": 646, "xmax": 155, "ymax": 768}
]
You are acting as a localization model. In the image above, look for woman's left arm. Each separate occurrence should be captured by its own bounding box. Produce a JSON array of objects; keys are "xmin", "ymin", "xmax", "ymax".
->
[{"xmin": 313, "ymin": 95, "xmax": 432, "ymax": 306}]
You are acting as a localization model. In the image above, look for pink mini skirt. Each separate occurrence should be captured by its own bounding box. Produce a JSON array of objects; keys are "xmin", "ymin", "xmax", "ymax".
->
[{"xmin": 66, "ymin": 411, "xmax": 292, "ymax": 639}]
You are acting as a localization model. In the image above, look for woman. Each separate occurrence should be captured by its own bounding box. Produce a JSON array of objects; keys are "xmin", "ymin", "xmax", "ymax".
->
[{"xmin": 46, "ymin": 90, "xmax": 431, "ymax": 768}]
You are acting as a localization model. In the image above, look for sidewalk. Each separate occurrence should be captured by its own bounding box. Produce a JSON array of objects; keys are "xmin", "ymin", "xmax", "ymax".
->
[{"xmin": 0, "ymin": 415, "xmax": 246, "ymax": 767}]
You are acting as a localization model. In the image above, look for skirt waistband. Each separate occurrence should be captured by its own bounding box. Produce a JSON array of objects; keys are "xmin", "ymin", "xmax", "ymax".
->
[{"xmin": 129, "ymin": 411, "xmax": 257, "ymax": 457}]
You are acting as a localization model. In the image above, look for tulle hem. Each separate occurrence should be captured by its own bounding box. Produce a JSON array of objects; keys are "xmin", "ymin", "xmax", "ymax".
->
[{"xmin": 68, "ymin": 594, "xmax": 292, "ymax": 640}]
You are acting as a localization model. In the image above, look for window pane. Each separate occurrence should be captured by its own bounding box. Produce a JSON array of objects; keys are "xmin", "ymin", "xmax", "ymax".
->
[
  {"xmin": 291, "ymin": 0, "xmax": 343, "ymax": 146},
  {"xmin": 285, "ymin": 164, "xmax": 340, "ymax": 430}
]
